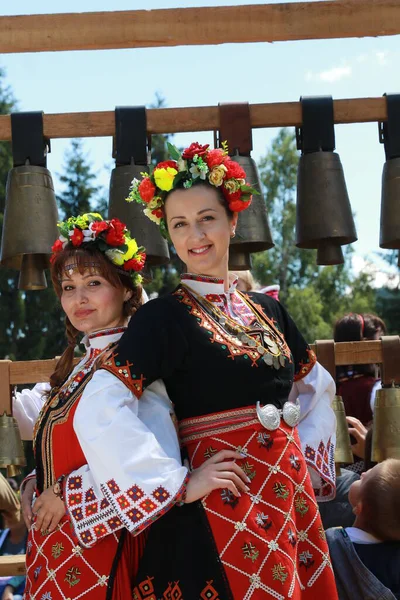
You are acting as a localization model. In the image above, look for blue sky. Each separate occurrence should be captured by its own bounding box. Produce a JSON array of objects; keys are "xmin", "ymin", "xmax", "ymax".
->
[{"xmin": 2, "ymin": 0, "xmax": 400, "ymax": 282}]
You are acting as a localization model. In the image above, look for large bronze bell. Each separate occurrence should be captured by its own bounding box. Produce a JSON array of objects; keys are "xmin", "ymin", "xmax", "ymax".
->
[
  {"xmin": 0, "ymin": 412, "xmax": 27, "ymax": 477},
  {"xmin": 296, "ymin": 152, "xmax": 357, "ymax": 264},
  {"xmin": 371, "ymin": 383, "xmax": 400, "ymax": 462},
  {"xmin": 228, "ymin": 154, "xmax": 274, "ymax": 271},
  {"xmin": 0, "ymin": 165, "xmax": 58, "ymax": 290},
  {"xmin": 332, "ymin": 395, "xmax": 354, "ymax": 469},
  {"xmin": 109, "ymin": 163, "xmax": 169, "ymax": 266},
  {"xmin": 380, "ymin": 157, "xmax": 400, "ymax": 250}
]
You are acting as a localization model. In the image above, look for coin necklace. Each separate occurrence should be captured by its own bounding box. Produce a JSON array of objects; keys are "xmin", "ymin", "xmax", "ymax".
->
[{"xmin": 182, "ymin": 283, "xmax": 287, "ymax": 370}]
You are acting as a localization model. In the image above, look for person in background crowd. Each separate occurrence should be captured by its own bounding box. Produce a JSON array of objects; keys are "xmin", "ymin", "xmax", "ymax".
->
[
  {"xmin": 0, "ymin": 478, "xmax": 26, "ymax": 600},
  {"xmin": 326, "ymin": 458, "xmax": 400, "ymax": 600}
]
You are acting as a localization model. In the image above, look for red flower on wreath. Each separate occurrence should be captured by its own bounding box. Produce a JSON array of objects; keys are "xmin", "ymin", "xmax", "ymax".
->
[
  {"xmin": 138, "ymin": 177, "xmax": 156, "ymax": 203},
  {"xmin": 52, "ymin": 239, "xmax": 64, "ymax": 254},
  {"xmin": 124, "ymin": 252, "xmax": 146, "ymax": 272},
  {"xmin": 205, "ymin": 148, "xmax": 227, "ymax": 169},
  {"xmin": 70, "ymin": 228, "xmax": 84, "ymax": 247},
  {"xmin": 224, "ymin": 159, "xmax": 247, "ymax": 180},
  {"xmin": 152, "ymin": 208, "xmax": 163, "ymax": 218},
  {"xmin": 90, "ymin": 221, "xmax": 109, "ymax": 235},
  {"xmin": 105, "ymin": 218, "xmax": 126, "ymax": 246},
  {"xmin": 154, "ymin": 160, "xmax": 178, "ymax": 171},
  {"xmin": 182, "ymin": 142, "xmax": 210, "ymax": 160},
  {"xmin": 229, "ymin": 197, "xmax": 252, "ymax": 213}
]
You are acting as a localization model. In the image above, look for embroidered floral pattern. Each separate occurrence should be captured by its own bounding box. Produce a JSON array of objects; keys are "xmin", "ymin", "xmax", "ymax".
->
[
  {"xmin": 272, "ymin": 563, "xmax": 288, "ymax": 584},
  {"xmin": 299, "ymin": 550, "xmax": 315, "ymax": 570},
  {"xmin": 295, "ymin": 496, "xmax": 309, "ymax": 517},
  {"xmin": 220, "ymin": 488, "xmax": 239, "ymax": 508},
  {"xmin": 255, "ymin": 512, "xmax": 272, "ymax": 531},
  {"xmin": 304, "ymin": 437, "xmax": 336, "ymax": 500},
  {"xmin": 272, "ymin": 481, "xmax": 289, "ymax": 500},
  {"xmin": 294, "ymin": 347, "xmax": 317, "ymax": 382},
  {"xmin": 257, "ymin": 431, "xmax": 273, "ymax": 450},
  {"xmin": 242, "ymin": 542, "xmax": 259, "ymax": 563}
]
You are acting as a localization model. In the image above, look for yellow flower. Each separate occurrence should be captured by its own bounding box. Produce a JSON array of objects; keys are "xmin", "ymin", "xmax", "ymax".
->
[
  {"xmin": 154, "ymin": 167, "xmax": 177, "ymax": 192},
  {"xmin": 224, "ymin": 178, "xmax": 240, "ymax": 194},
  {"xmin": 208, "ymin": 164, "xmax": 227, "ymax": 187},
  {"xmin": 122, "ymin": 238, "xmax": 138, "ymax": 261},
  {"xmin": 105, "ymin": 248, "xmax": 125, "ymax": 266}
]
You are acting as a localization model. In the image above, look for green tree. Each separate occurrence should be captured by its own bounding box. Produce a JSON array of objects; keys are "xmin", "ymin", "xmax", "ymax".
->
[{"xmin": 57, "ymin": 139, "xmax": 104, "ymax": 218}]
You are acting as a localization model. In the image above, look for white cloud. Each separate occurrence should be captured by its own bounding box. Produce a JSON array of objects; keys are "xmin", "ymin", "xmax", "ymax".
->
[
  {"xmin": 375, "ymin": 51, "xmax": 389, "ymax": 66},
  {"xmin": 305, "ymin": 65, "xmax": 352, "ymax": 83},
  {"xmin": 352, "ymin": 255, "xmax": 399, "ymax": 289}
]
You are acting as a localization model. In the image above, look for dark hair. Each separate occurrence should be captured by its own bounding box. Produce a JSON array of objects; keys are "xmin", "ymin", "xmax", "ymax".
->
[
  {"xmin": 163, "ymin": 182, "xmax": 234, "ymax": 227},
  {"xmin": 334, "ymin": 313, "xmax": 387, "ymax": 379},
  {"xmin": 49, "ymin": 245, "xmax": 143, "ymax": 391}
]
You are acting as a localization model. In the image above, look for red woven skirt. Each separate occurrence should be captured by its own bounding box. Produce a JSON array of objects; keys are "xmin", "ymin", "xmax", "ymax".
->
[{"xmin": 178, "ymin": 407, "xmax": 339, "ymax": 600}]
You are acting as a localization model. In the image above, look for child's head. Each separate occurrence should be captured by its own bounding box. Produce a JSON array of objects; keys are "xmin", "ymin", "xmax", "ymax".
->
[{"xmin": 349, "ymin": 459, "xmax": 400, "ymax": 541}]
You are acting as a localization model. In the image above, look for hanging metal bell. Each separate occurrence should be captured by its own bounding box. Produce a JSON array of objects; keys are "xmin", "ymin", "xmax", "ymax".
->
[
  {"xmin": 0, "ymin": 412, "xmax": 27, "ymax": 476},
  {"xmin": 332, "ymin": 395, "xmax": 354, "ymax": 465},
  {"xmin": 109, "ymin": 163, "xmax": 169, "ymax": 267},
  {"xmin": 228, "ymin": 154, "xmax": 274, "ymax": 271},
  {"xmin": 0, "ymin": 165, "xmax": 58, "ymax": 289},
  {"xmin": 380, "ymin": 157, "xmax": 400, "ymax": 250},
  {"xmin": 296, "ymin": 152, "xmax": 357, "ymax": 265},
  {"xmin": 371, "ymin": 383, "xmax": 400, "ymax": 462}
]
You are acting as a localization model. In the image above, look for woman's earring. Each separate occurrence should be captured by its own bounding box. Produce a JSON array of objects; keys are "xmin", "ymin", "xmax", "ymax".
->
[{"xmin": 231, "ymin": 229, "xmax": 236, "ymax": 238}]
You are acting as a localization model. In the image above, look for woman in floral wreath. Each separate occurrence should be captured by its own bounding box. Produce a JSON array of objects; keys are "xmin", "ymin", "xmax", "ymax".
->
[
  {"xmin": 13, "ymin": 213, "xmax": 190, "ymax": 599},
  {"xmin": 72, "ymin": 144, "xmax": 338, "ymax": 599}
]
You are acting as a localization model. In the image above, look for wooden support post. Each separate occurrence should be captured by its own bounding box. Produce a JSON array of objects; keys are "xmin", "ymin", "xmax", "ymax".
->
[{"xmin": 0, "ymin": 360, "xmax": 12, "ymax": 415}]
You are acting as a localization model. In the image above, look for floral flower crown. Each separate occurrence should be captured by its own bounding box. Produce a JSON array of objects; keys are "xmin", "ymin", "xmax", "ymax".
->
[
  {"xmin": 51, "ymin": 213, "xmax": 146, "ymax": 285},
  {"xmin": 126, "ymin": 141, "xmax": 258, "ymax": 237}
]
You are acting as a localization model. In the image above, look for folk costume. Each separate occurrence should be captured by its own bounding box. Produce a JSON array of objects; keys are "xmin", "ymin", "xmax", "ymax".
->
[
  {"xmin": 74, "ymin": 272, "xmax": 338, "ymax": 600},
  {"xmin": 14, "ymin": 213, "xmax": 188, "ymax": 600}
]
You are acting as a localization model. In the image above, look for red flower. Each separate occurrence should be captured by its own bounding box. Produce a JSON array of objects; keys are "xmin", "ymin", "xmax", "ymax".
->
[
  {"xmin": 182, "ymin": 142, "xmax": 210, "ymax": 160},
  {"xmin": 205, "ymin": 148, "xmax": 227, "ymax": 169},
  {"xmin": 152, "ymin": 208, "xmax": 163, "ymax": 218},
  {"xmin": 105, "ymin": 218, "xmax": 126, "ymax": 246},
  {"xmin": 51, "ymin": 239, "xmax": 64, "ymax": 254},
  {"xmin": 224, "ymin": 159, "xmax": 247, "ymax": 180},
  {"xmin": 154, "ymin": 160, "xmax": 178, "ymax": 171},
  {"xmin": 123, "ymin": 252, "xmax": 146, "ymax": 272},
  {"xmin": 70, "ymin": 228, "xmax": 84, "ymax": 247},
  {"xmin": 90, "ymin": 221, "xmax": 109, "ymax": 235},
  {"xmin": 229, "ymin": 197, "xmax": 252, "ymax": 213},
  {"xmin": 138, "ymin": 177, "xmax": 156, "ymax": 203}
]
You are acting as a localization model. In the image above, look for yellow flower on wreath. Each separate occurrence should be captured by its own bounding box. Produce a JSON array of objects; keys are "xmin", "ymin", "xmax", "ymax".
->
[
  {"xmin": 154, "ymin": 167, "xmax": 178, "ymax": 192},
  {"xmin": 122, "ymin": 238, "xmax": 139, "ymax": 261}
]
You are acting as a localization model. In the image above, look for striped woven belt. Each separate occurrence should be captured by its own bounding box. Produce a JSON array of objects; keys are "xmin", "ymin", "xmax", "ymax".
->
[{"xmin": 179, "ymin": 400, "xmax": 300, "ymax": 446}]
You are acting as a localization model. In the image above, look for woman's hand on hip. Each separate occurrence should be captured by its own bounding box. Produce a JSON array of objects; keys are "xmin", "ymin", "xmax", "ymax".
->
[
  {"xmin": 21, "ymin": 477, "xmax": 36, "ymax": 529},
  {"xmin": 184, "ymin": 449, "xmax": 250, "ymax": 504},
  {"xmin": 32, "ymin": 486, "xmax": 66, "ymax": 534}
]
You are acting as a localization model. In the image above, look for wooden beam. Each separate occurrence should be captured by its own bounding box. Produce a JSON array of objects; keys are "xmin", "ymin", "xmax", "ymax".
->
[
  {"xmin": 310, "ymin": 340, "xmax": 384, "ymax": 366},
  {"xmin": 6, "ymin": 341, "xmax": 391, "ymax": 386},
  {"xmin": 1, "ymin": 1, "xmax": 399, "ymax": 55},
  {"xmin": 0, "ymin": 360, "xmax": 12, "ymax": 414},
  {"xmin": 0, "ymin": 97, "xmax": 388, "ymax": 141},
  {"xmin": 0, "ymin": 554, "xmax": 26, "ymax": 576}
]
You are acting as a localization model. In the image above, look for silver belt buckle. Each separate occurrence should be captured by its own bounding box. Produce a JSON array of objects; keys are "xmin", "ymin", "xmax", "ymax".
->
[{"xmin": 256, "ymin": 400, "xmax": 300, "ymax": 431}]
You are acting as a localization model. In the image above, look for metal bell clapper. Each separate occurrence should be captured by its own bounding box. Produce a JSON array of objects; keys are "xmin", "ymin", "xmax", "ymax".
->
[
  {"xmin": 371, "ymin": 382, "xmax": 400, "ymax": 462},
  {"xmin": 0, "ymin": 412, "xmax": 27, "ymax": 477},
  {"xmin": 217, "ymin": 103, "xmax": 274, "ymax": 271},
  {"xmin": 295, "ymin": 96, "xmax": 357, "ymax": 266},
  {"xmin": 109, "ymin": 106, "xmax": 169, "ymax": 268},
  {"xmin": 332, "ymin": 396, "xmax": 354, "ymax": 471}
]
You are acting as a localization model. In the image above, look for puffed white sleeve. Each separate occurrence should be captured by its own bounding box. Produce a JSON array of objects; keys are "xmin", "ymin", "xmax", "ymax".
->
[
  {"xmin": 289, "ymin": 361, "xmax": 337, "ymax": 502},
  {"xmin": 65, "ymin": 369, "xmax": 188, "ymax": 548},
  {"xmin": 12, "ymin": 382, "xmax": 50, "ymax": 440}
]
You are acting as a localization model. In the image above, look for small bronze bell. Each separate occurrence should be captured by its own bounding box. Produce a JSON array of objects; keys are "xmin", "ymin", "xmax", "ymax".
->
[
  {"xmin": 0, "ymin": 412, "xmax": 27, "ymax": 477},
  {"xmin": 371, "ymin": 383, "xmax": 400, "ymax": 462},
  {"xmin": 332, "ymin": 396, "xmax": 354, "ymax": 467},
  {"xmin": 109, "ymin": 163, "xmax": 169, "ymax": 266},
  {"xmin": 0, "ymin": 165, "xmax": 58, "ymax": 289},
  {"xmin": 296, "ymin": 152, "xmax": 357, "ymax": 264}
]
